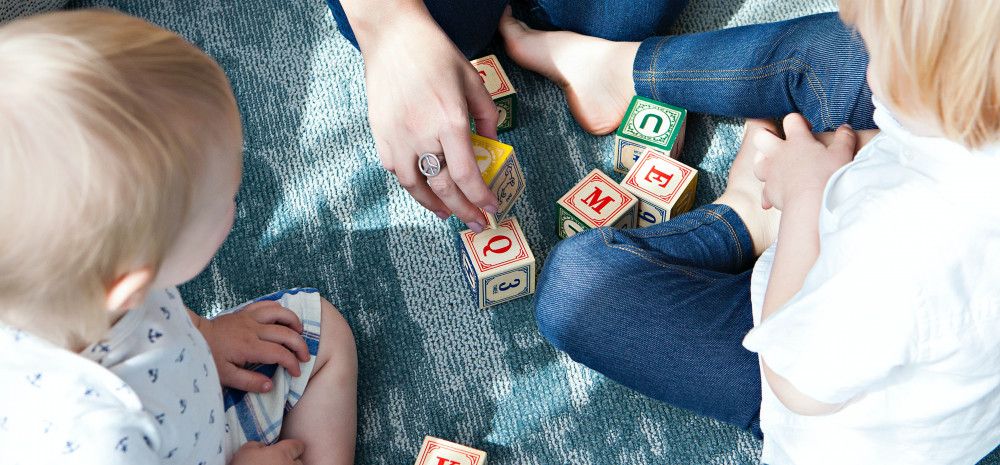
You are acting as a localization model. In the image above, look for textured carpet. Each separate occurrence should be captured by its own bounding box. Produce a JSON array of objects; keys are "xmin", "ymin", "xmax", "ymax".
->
[{"xmin": 63, "ymin": 0, "xmax": 1000, "ymax": 463}]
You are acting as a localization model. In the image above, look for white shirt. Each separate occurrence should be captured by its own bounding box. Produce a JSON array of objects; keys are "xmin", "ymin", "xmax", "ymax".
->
[
  {"xmin": 0, "ymin": 288, "xmax": 226, "ymax": 465},
  {"xmin": 743, "ymin": 100, "xmax": 1000, "ymax": 464}
]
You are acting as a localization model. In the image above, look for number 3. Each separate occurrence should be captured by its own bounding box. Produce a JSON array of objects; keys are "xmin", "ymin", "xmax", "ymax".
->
[{"xmin": 498, "ymin": 279, "xmax": 521, "ymax": 292}]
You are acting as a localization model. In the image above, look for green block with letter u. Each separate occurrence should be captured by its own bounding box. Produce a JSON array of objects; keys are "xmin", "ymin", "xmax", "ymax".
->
[{"xmin": 613, "ymin": 96, "xmax": 687, "ymax": 173}]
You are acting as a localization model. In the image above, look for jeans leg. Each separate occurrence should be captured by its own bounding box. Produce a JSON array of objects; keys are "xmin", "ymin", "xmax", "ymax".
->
[
  {"xmin": 535, "ymin": 205, "xmax": 762, "ymax": 437},
  {"xmin": 326, "ymin": 0, "xmax": 508, "ymax": 58},
  {"xmin": 633, "ymin": 12, "xmax": 875, "ymax": 131},
  {"xmin": 527, "ymin": 0, "xmax": 689, "ymax": 41}
]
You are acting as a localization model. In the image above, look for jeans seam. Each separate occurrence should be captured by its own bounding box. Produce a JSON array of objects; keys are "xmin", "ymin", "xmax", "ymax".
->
[
  {"xmin": 703, "ymin": 208, "xmax": 745, "ymax": 264},
  {"xmin": 645, "ymin": 36, "xmax": 671, "ymax": 101},
  {"xmin": 635, "ymin": 57, "xmax": 833, "ymax": 129},
  {"xmin": 635, "ymin": 56, "xmax": 805, "ymax": 76},
  {"xmin": 598, "ymin": 227, "xmax": 715, "ymax": 282}
]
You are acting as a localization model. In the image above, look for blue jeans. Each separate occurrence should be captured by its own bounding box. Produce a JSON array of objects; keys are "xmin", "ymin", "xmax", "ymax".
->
[
  {"xmin": 535, "ymin": 204, "xmax": 763, "ymax": 438},
  {"xmin": 635, "ymin": 12, "xmax": 874, "ymax": 131},
  {"xmin": 326, "ymin": 2, "xmax": 874, "ymax": 131},
  {"xmin": 326, "ymin": 0, "xmax": 687, "ymax": 57}
]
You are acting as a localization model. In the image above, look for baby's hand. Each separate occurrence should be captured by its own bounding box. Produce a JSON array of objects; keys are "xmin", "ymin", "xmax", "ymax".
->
[
  {"xmin": 230, "ymin": 440, "xmax": 305, "ymax": 465},
  {"xmin": 752, "ymin": 113, "xmax": 857, "ymax": 211},
  {"xmin": 198, "ymin": 301, "xmax": 310, "ymax": 393}
]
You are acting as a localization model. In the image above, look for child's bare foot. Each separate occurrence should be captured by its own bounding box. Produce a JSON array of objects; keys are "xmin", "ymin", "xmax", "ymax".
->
[
  {"xmin": 499, "ymin": 8, "xmax": 638, "ymax": 135},
  {"xmin": 717, "ymin": 119, "xmax": 782, "ymax": 256}
]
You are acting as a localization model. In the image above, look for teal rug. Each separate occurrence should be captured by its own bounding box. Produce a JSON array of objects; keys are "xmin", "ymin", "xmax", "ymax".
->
[{"xmin": 66, "ymin": 0, "xmax": 1000, "ymax": 463}]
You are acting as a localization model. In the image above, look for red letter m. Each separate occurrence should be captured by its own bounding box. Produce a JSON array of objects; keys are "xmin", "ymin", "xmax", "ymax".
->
[{"xmin": 582, "ymin": 187, "xmax": 614, "ymax": 214}]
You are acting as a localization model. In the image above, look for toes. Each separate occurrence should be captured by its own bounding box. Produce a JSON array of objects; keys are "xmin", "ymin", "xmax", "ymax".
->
[{"xmin": 500, "ymin": 6, "xmax": 551, "ymax": 75}]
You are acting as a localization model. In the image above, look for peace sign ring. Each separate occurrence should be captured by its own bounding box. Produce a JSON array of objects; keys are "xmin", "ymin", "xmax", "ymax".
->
[{"xmin": 418, "ymin": 152, "xmax": 445, "ymax": 177}]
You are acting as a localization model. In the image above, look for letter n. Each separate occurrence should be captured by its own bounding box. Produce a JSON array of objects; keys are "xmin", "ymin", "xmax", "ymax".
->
[{"xmin": 639, "ymin": 113, "xmax": 663, "ymax": 134}]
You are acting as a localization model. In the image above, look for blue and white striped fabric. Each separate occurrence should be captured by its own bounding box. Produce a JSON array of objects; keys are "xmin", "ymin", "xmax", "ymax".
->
[{"xmin": 222, "ymin": 289, "xmax": 322, "ymax": 453}]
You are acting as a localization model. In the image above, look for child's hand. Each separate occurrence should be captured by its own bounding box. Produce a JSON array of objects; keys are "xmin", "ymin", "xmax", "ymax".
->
[
  {"xmin": 197, "ymin": 301, "xmax": 311, "ymax": 393},
  {"xmin": 231, "ymin": 440, "xmax": 305, "ymax": 465},
  {"xmin": 752, "ymin": 114, "xmax": 857, "ymax": 211}
]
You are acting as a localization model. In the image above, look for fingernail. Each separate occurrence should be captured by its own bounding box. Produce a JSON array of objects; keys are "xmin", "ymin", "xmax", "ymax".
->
[
  {"xmin": 434, "ymin": 210, "xmax": 449, "ymax": 220},
  {"xmin": 468, "ymin": 221, "xmax": 484, "ymax": 233},
  {"xmin": 484, "ymin": 205, "xmax": 498, "ymax": 215},
  {"xmin": 262, "ymin": 381, "xmax": 272, "ymax": 392}
]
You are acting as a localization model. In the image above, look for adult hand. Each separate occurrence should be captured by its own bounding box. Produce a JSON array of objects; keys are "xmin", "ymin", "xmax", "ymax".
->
[
  {"xmin": 347, "ymin": 1, "xmax": 500, "ymax": 232},
  {"xmin": 752, "ymin": 113, "xmax": 857, "ymax": 211},
  {"xmin": 193, "ymin": 301, "xmax": 310, "ymax": 393},
  {"xmin": 231, "ymin": 440, "xmax": 305, "ymax": 465}
]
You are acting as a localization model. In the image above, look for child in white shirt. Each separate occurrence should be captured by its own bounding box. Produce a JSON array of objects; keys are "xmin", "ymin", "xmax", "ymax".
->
[
  {"xmin": 744, "ymin": 0, "xmax": 1000, "ymax": 463},
  {"xmin": 0, "ymin": 10, "xmax": 357, "ymax": 465},
  {"xmin": 532, "ymin": 0, "xmax": 999, "ymax": 463}
]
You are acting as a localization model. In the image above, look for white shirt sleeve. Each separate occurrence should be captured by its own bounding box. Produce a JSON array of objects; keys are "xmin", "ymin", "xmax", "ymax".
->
[{"xmin": 743, "ymin": 198, "xmax": 922, "ymax": 405}]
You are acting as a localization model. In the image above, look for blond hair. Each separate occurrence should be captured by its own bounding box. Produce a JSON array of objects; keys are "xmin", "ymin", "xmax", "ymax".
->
[
  {"xmin": 0, "ymin": 10, "xmax": 239, "ymax": 348},
  {"xmin": 840, "ymin": 0, "xmax": 1000, "ymax": 149}
]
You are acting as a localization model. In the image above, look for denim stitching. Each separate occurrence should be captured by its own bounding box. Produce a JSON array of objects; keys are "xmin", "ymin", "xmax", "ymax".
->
[
  {"xmin": 597, "ymin": 227, "xmax": 715, "ymax": 282},
  {"xmin": 770, "ymin": 23, "xmax": 838, "ymax": 129},
  {"xmin": 763, "ymin": 21, "xmax": 803, "ymax": 64},
  {"xmin": 703, "ymin": 208, "xmax": 745, "ymax": 265},
  {"xmin": 644, "ymin": 36, "xmax": 671, "ymax": 101},
  {"xmin": 636, "ymin": 56, "xmax": 805, "ymax": 76},
  {"xmin": 635, "ymin": 57, "xmax": 833, "ymax": 129}
]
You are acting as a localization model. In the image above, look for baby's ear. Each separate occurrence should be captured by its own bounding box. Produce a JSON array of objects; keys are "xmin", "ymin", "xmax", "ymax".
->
[{"xmin": 105, "ymin": 267, "xmax": 156, "ymax": 312}]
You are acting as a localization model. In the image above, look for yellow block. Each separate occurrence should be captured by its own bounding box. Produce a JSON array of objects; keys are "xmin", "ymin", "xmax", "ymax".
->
[{"xmin": 471, "ymin": 133, "xmax": 514, "ymax": 184}]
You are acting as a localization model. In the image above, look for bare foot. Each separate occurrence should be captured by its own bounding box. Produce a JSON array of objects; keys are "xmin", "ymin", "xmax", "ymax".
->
[
  {"xmin": 716, "ymin": 119, "xmax": 782, "ymax": 256},
  {"xmin": 499, "ymin": 8, "xmax": 639, "ymax": 135}
]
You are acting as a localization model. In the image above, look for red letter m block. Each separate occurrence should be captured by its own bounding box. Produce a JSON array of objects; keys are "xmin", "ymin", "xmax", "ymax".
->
[{"xmin": 582, "ymin": 186, "xmax": 614, "ymax": 214}]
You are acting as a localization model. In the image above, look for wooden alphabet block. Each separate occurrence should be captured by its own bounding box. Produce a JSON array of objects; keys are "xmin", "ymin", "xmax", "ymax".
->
[
  {"xmin": 414, "ymin": 436, "xmax": 487, "ymax": 465},
  {"xmin": 471, "ymin": 134, "xmax": 525, "ymax": 228},
  {"xmin": 613, "ymin": 96, "xmax": 687, "ymax": 173},
  {"xmin": 556, "ymin": 169, "xmax": 638, "ymax": 239},
  {"xmin": 471, "ymin": 54, "xmax": 517, "ymax": 133},
  {"xmin": 458, "ymin": 217, "xmax": 536, "ymax": 309},
  {"xmin": 621, "ymin": 149, "xmax": 698, "ymax": 227}
]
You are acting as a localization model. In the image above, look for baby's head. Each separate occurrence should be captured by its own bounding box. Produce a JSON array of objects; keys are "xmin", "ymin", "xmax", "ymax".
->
[
  {"xmin": 840, "ymin": 0, "xmax": 1000, "ymax": 148},
  {"xmin": 0, "ymin": 10, "xmax": 242, "ymax": 349}
]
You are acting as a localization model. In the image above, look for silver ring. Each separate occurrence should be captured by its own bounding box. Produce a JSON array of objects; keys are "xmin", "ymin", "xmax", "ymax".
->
[{"xmin": 418, "ymin": 152, "xmax": 445, "ymax": 177}]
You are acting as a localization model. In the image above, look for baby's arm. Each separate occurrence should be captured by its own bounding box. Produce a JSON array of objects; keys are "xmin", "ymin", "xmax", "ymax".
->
[{"xmin": 751, "ymin": 115, "xmax": 875, "ymax": 415}]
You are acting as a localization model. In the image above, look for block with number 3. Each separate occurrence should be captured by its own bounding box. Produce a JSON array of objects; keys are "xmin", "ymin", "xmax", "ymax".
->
[
  {"xmin": 621, "ymin": 149, "xmax": 698, "ymax": 228},
  {"xmin": 471, "ymin": 134, "xmax": 525, "ymax": 229},
  {"xmin": 458, "ymin": 217, "xmax": 535, "ymax": 309},
  {"xmin": 613, "ymin": 95, "xmax": 687, "ymax": 173},
  {"xmin": 556, "ymin": 169, "xmax": 638, "ymax": 239},
  {"xmin": 471, "ymin": 54, "xmax": 517, "ymax": 133},
  {"xmin": 414, "ymin": 436, "xmax": 487, "ymax": 465}
]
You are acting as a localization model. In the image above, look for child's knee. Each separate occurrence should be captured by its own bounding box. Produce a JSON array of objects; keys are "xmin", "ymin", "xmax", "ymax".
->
[
  {"xmin": 535, "ymin": 229, "xmax": 620, "ymax": 350},
  {"xmin": 315, "ymin": 298, "xmax": 357, "ymax": 379}
]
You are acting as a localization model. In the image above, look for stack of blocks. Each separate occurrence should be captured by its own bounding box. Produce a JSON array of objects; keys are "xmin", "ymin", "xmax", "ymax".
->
[
  {"xmin": 471, "ymin": 54, "xmax": 517, "ymax": 133},
  {"xmin": 455, "ymin": 56, "xmax": 534, "ymax": 310},
  {"xmin": 414, "ymin": 436, "xmax": 487, "ymax": 465},
  {"xmin": 613, "ymin": 96, "xmax": 687, "ymax": 173},
  {"xmin": 454, "ymin": 60, "xmax": 697, "ymax": 310},
  {"xmin": 557, "ymin": 95, "xmax": 698, "ymax": 238}
]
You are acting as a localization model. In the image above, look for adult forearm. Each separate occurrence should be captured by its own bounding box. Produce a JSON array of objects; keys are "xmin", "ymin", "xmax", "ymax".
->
[{"xmin": 339, "ymin": 0, "xmax": 428, "ymax": 48}]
